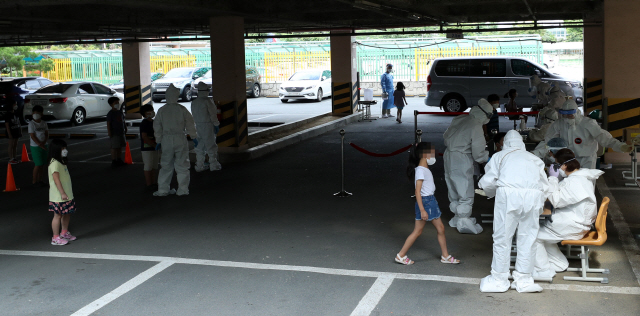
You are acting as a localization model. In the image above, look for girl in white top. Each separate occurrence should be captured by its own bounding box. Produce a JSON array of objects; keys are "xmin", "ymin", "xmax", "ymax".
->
[{"xmin": 395, "ymin": 142, "xmax": 460, "ymax": 265}]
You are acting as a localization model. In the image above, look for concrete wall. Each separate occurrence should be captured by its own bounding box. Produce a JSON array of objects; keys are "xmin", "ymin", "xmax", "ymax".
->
[
  {"xmin": 261, "ymin": 81, "xmax": 427, "ymax": 98},
  {"xmin": 604, "ymin": 0, "xmax": 640, "ymax": 98}
]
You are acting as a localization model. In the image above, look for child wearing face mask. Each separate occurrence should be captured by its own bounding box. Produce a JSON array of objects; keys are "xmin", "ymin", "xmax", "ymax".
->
[
  {"xmin": 48, "ymin": 139, "xmax": 77, "ymax": 246},
  {"xmin": 28, "ymin": 105, "xmax": 49, "ymax": 186},
  {"xmin": 106, "ymin": 97, "xmax": 127, "ymax": 167},
  {"xmin": 395, "ymin": 142, "xmax": 460, "ymax": 265},
  {"xmin": 4, "ymin": 100, "xmax": 22, "ymax": 164},
  {"xmin": 139, "ymin": 104, "xmax": 159, "ymax": 189}
]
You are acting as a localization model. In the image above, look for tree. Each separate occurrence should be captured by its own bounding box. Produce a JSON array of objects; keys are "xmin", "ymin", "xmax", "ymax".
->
[
  {"xmin": 565, "ymin": 27, "xmax": 583, "ymax": 42},
  {"xmin": 39, "ymin": 58, "xmax": 54, "ymax": 74}
]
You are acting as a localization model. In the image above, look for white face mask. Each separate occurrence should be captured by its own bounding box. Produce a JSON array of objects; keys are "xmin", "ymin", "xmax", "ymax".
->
[
  {"xmin": 13, "ymin": 105, "xmax": 18, "ymax": 111},
  {"xmin": 32, "ymin": 113, "xmax": 41, "ymax": 120},
  {"xmin": 427, "ymin": 157, "xmax": 436, "ymax": 165},
  {"xmin": 61, "ymin": 149, "xmax": 68, "ymax": 157},
  {"xmin": 558, "ymin": 168, "xmax": 567, "ymax": 177},
  {"xmin": 146, "ymin": 111, "xmax": 155, "ymax": 119}
]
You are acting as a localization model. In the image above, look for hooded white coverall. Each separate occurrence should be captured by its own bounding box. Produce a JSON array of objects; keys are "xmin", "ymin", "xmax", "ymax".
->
[
  {"xmin": 533, "ymin": 168, "xmax": 604, "ymax": 278},
  {"xmin": 191, "ymin": 82, "xmax": 221, "ymax": 172},
  {"xmin": 478, "ymin": 130, "xmax": 549, "ymax": 293},
  {"xmin": 443, "ymin": 99, "xmax": 491, "ymax": 234},
  {"xmin": 153, "ymin": 84, "xmax": 198, "ymax": 196},
  {"xmin": 541, "ymin": 100, "xmax": 628, "ymax": 169}
]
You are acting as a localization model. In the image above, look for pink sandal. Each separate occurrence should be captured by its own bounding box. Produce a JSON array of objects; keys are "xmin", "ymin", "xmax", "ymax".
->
[
  {"xmin": 441, "ymin": 255, "xmax": 460, "ymax": 264},
  {"xmin": 395, "ymin": 254, "xmax": 414, "ymax": 265}
]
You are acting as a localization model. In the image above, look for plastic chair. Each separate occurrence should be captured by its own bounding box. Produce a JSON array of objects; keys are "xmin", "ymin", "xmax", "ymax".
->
[{"xmin": 561, "ymin": 197, "xmax": 610, "ymax": 283}]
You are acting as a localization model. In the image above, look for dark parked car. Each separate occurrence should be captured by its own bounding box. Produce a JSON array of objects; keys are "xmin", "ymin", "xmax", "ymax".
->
[
  {"xmin": 0, "ymin": 77, "xmax": 54, "ymax": 123},
  {"xmin": 109, "ymin": 72, "xmax": 164, "ymax": 94},
  {"xmin": 189, "ymin": 66, "xmax": 262, "ymax": 98}
]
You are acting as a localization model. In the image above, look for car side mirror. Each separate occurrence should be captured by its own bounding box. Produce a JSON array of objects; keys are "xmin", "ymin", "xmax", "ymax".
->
[{"xmin": 110, "ymin": 89, "xmax": 116, "ymax": 94}]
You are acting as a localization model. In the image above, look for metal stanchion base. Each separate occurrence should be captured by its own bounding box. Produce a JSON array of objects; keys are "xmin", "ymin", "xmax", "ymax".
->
[{"xmin": 334, "ymin": 190, "xmax": 353, "ymax": 197}]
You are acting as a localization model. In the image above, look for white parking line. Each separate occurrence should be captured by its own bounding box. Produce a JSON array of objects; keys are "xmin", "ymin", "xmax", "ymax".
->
[
  {"xmin": 597, "ymin": 177, "xmax": 640, "ymax": 287},
  {"xmin": 350, "ymin": 275, "xmax": 395, "ymax": 316},
  {"xmin": 1, "ymin": 250, "xmax": 639, "ymax": 296},
  {"xmin": 248, "ymin": 114, "xmax": 278, "ymax": 122},
  {"xmin": 70, "ymin": 261, "xmax": 174, "ymax": 316}
]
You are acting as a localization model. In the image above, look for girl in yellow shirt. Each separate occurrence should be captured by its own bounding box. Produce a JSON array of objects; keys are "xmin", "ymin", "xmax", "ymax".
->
[{"xmin": 48, "ymin": 139, "xmax": 77, "ymax": 246}]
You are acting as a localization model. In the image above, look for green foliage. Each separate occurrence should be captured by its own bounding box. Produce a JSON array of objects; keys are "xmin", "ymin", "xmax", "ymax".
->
[
  {"xmin": 565, "ymin": 27, "xmax": 583, "ymax": 42},
  {"xmin": 39, "ymin": 58, "xmax": 54, "ymax": 73}
]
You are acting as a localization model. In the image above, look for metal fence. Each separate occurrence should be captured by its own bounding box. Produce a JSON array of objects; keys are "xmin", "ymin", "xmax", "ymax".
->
[{"xmin": 40, "ymin": 35, "xmax": 544, "ymax": 84}]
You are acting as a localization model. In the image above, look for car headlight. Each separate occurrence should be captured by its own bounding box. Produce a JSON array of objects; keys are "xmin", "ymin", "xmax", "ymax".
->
[{"xmin": 305, "ymin": 85, "xmax": 316, "ymax": 90}]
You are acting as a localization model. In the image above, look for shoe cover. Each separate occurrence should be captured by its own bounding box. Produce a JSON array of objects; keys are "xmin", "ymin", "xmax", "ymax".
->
[
  {"xmin": 480, "ymin": 271, "xmax": 510, "ymax": 293},
  {"xmin": 511, "ymin": 271, "xmax": 543, "ymax": 293},
  {"xmin": 210, "ymin": 160, "xmax": 222, "ymax": 171},
  {"xmin": 532, "ymin": 268, "xmax": 556, "ymax": 279},
  {"xmin": 449, "ymin": 216, "xmax": 459, "ymax": 228},
  {"xmin": 455, "ymin": 217, "xmax": 483, "ymax": 234},
  {"xmin": 153, "ymin": 191, "xmax": 168, "ymax": 197},
  {"xmin": 169, "ymin": 188, "xmax": 177, "ymax": 195},
  {"xmin": 194, "ymin": 165, "xmax": 207, "ymax": 172}
]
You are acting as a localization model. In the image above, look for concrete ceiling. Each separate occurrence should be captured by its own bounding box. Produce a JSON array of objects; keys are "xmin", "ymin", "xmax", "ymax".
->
[{"xmin": 0, "ymin": 0, "xmax": 602, "ymax": 46}]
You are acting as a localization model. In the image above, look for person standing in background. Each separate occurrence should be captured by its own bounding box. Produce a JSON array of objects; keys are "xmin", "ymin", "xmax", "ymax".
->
[{"xmin": 380, "ymin": 63, "xmax": 395, "ymax": 118}]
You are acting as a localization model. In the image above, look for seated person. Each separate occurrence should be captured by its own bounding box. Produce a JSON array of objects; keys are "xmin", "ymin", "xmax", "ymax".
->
[{"xmin": 533, "ymin": 149, "xmax": 605, "ymax": 278}]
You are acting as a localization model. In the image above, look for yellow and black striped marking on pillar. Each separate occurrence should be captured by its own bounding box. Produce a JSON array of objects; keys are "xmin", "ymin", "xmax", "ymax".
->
[
  {"xmin": 585, "ymin": 78, "xmax": 603, "ymax": 114},
  {"xmin": 606, "ymin": 98, "xmax": 640, "ymax": 139},
  {"xmin": 124, "ymin": 84, "xmax": 152, "ymax": 114},
  {"xmin": 216, "ymin": 99, "xmax": 248, "ymax": 147},
  {"xmin": 332, "ymin": 82, "xmax": 355, "ymax": 115}
]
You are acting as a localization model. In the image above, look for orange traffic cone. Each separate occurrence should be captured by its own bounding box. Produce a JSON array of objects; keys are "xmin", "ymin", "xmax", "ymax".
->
[
  {"xmin": 4, "ymin": 164, "xmax": 19, "ymax": 192},
  {"xmin": 21, "ymin": 144, "xmax": 30, "ymax": 162},
  {"xmin": 124, "ymin": 142, "xmax": 133, "ymax": 165}
]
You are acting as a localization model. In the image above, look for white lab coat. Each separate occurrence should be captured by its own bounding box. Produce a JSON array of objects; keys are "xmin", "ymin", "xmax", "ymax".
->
[
  {"xmin": 533, "ymin": 168, "xmax": 604, "ymax": 277},
  {"xmin": 154, "ymin": 85, "xmax": 198, "ymax": 196},
  {"xmin": 443, "ymin": 111, "xmax": 489, "ymax": 234},
  {"xmin": 542, "ymin": 113, "xmax": 625, "ymax": 169},
  {"xmin": 191, "ymin": 86, "xmax": 220, "ymax": 171},
  {"xmin": 478, "ymin": 130, "xmax": 549, "ymax": 293}
]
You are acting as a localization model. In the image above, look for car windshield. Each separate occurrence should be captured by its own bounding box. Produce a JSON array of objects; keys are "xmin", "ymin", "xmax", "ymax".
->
[
  {"xmin": 163, "ymin": 68, "xmax": 194, "ymax": 79},
  {"xmin": 36, "ymin": 84, "xmax": 73, "ymax": 94},
  {"xmin": 289, "ymin": 71, "xmax": 321, "ymax": 81}
]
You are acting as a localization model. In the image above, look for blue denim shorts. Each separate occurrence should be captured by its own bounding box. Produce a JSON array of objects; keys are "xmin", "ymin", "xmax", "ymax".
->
[{"xmin": 414, "ymin": 195, "xmax": 442, "ymax": 221}]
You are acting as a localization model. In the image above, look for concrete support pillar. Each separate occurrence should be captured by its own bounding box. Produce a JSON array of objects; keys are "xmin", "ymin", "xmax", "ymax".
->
[
  {"xmin": 122, "ymin": 42, "xmax": 151, "ymax": 118},
  {"xmin": 330, "ymin": 31, "xmax": 358, "ymax": 116},
  {"xmin": 603, "ymin": 0, "xmax": 640, "ymax": 139},
  {"xmin": 583, "ymin": 24, "xmax": 603, "ymax": 115},
  {"xmin": 210, "ymin": 16, "xmax": 248, "ymax": 148}
]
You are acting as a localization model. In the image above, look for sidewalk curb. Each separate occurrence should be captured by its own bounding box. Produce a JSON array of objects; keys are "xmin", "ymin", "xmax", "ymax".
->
[{"xmin": 220, "ymin": 112, "xmax": 361, "ymax": 162}]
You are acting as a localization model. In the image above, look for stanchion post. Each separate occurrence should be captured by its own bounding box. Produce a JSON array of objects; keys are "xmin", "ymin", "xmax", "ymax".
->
[
  {"xmin": 334, "ymin": 129, "xmax": 352, "ymax": 197},
  {"xmin": 414, "ymin": 110, "xmax": 418, "ymax": 143},
  {"xmin": 416, "ymin": 129, "xmax": 422, "ymax": 143}
]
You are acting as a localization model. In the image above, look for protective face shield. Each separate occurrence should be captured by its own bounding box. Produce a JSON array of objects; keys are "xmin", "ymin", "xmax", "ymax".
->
[
  {"xmin": 427, "ymin": 157, "xmax": 436, "ymax": 165},
  {"xmin": 32, "ymin": 113, "xmax": 42, "ymax": 120},
  {"xmin": 165, "ymin": 84, "xmax": 181, "ymax": 103},
  {"xmin": 559, "ymin": 99, "xmax": 578, "ymax": 127},
  {"xmin": 544, "ymin": 110, "xmax": 558, "ymax": 125},
  {"xmin": 61, "ymin": 149, "xmax": 68, "ymax": 157},
  {"xmin": 547, "ymin": 137, "xmax": 568, "ymax": 155},
  {"xmin": 386, "ymin": 63, "xmax": 393, "ymax": 73}
]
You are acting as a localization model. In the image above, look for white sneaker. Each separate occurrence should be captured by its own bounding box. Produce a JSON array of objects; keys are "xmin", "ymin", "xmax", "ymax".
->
[
  {"xmin": 388, "ymin": 114, "xmax": 395, "ymax": 117},
  {"xmin": 382, "ymin": 114, "xmax": 388, "ymax": 118}
]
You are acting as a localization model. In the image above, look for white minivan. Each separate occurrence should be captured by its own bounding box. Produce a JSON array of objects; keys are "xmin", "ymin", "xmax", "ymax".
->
[{"xmin": 424, "ymin": 57, "xmax": 583, "ymax": 112}]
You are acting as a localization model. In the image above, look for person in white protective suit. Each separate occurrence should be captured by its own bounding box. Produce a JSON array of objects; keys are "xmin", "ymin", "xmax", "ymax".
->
[
  {"xmin": 535, "ymin": 86, "xmax": 565, "ymax": 129},
  {"xmin": 529, "ymin": 109, "xmax": 558, "ymax": 143},
  {"xmin": 539, "ymin": 99, "xmax": 633, "ymax": 169},
  {"xmin": 478, "ymin": 130, "xmax": 549, "ymax": 293},
  {"xmin": 533, "ymin": 149, "xmax": 604, "ymax": 278},
  {"xmin": 443, "ymin": 99, "xmax": 492, "ymax": 234},
  {"xmin": 192, "ymin": 82, "xmax": 221, "ymax": 172},
  {"xmin": 527, "ymin": 74, "xmax": 552, "ymax": 107},
  {"xmin": 153, "ymin": 84, "xmax": 198, "ymax": 197}
]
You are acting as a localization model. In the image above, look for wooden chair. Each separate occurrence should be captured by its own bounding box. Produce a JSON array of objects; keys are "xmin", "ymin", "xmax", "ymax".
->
[{"xmin": 561, "ymin": 197, "xmax": 610, "ymax": 283}]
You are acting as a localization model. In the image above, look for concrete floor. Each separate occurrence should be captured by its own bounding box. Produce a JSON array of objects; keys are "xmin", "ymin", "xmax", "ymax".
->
[{"xmin": 1, "ymin": 98, "xmax": 639, "ymax": 315}]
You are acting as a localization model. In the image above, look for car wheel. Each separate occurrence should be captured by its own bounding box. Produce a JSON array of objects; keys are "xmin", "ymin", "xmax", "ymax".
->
[
  {"xmin": 71, "ymin": 108, "xmax": 86, "ymax": 125},
  {"xmin": 316, "ymin": 88, "xmax": 323, "ymax": 102},
  {"xmin": 442, "ymin": 95, "xmax": 466, "ymax": 112},
  {"xmin": 281, "ymin": 99, "xmax": 288, "ymax": 103},
  {"xmin": 181, "ymin": 88, "xmax": 192, "ymax": 102},
  {"xmin": 251, "ymin": 84, "xmax": 261, "ymax": 98}
]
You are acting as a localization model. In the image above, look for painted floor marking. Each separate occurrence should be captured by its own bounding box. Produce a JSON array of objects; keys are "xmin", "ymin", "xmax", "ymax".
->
[
  {"xmin": 1, "ymin": 250, "xmax": 639, "ymax": 296},
  {"xmin": 597, "ymin": 177, "xmax": 640, "ymax": 287},
  {"xmin": 350, "ymin": 275, "xmax": 395, "ymax": 316},
  {"xmin": 70, "ymin": 261, "xmax": 174, "ymax": 316}
]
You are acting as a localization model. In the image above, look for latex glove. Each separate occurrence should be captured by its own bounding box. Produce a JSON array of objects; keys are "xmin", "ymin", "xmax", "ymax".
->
[
  {"xmin": 193, "ymin": 138, "xmax": 199, "ymax": 148},
  {"xmin": 155, "ymin": 143, "xmax": 161, "ymax": 151},
  {"xmin": 475, "ymin": 189, "xmax": 487, "ymax": 197},
  {"xmin": 214, "ymin": 125, "xmax": 220, "ymax": 134},
  {"xmin": 548, "ymin": 164, "xmax": 561, "ymax": 178},
  {"xmin": 621, "ymin": 144, "xmax": 634, "ymax": 153}
]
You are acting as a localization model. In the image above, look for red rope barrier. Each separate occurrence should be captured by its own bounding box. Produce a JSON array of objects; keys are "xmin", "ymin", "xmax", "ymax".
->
[
  {"xmin": 415, "ymin": 111, "xmax": 539, "ymax": 116},
  {"xmin": 349, "ymin": 143, "xmax": 413, "ymax": 158}
]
